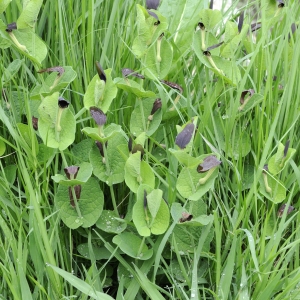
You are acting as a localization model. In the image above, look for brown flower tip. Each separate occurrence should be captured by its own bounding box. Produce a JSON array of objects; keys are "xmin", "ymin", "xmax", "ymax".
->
[
  {"xmin": 198, "ymin": 22, "xmax": 205, "ymax": 30},
  {"xmin": 143, "ymin": 190, "xmax": 148, "ymax": 209},
  {"xmin": 160, "ymin": 80, "xmax": 183, "ymax": 93},
  {"xmin": 32, "ymin": 117, "xmax": 38, "ymax": 131},
  {"xmin": 277, "ymin": 204, "xmax": 294, "ymax": 217},
  {"xmin": 150, "ymin": 98, "xmax": 162, "ymax": 115},
  {"xmin": 95, "ymin": 61, "xmax": 106, "ymax": 82},
  {"xmin": 64, "ymin": 166, "xmax": 80, "ymax": 179},
  {"xmin": 90, "ymin": 106, "xmax": 107, "ymax": 126},
  {"xmin": 251, "ymin": 22, "xmax": 261, "ymax": 32},
  {"xmin": 95, "ymin": 141, "xmax": 107, "ymax": 157},
  {"xmin": 128, "ymin": 137, "xmax": 133, "ymax": 152},
  {"xmin": 132, "ymin": 144, "xmax": 145, "ymax": 159},
  {"xmin": 179, "ymin": 212, "xmax": 193, "ymax": 223},
  {"xmin": 58, "ymin": 97, "xmax": 70, "ymax": 108},
  {"xmin": 6, "ymin": 22, "xmax": 17, "ymax": 32},
  {"xmin": 206, "ymin": 42, "xmax": 224, "ymax": 52},
  {"xmin": 197, "ymin": 155, "xmax": 221, "ymax": 173},
  {"xmin": 122, "ymin": 68, "xmax": 145, "ymax": 79},
  {"xmin": 38, "ymin": 66, "xmax": 65, "ymax": 77},
  {"xmin": 68, "ymin": 185, "xmax": 82, "ymax": 207},
  {"xmin": 283, "ymin": 140, "xmax": 290, "ymax": 158},
  {"xmin": 175, "ymin": 123, "xmax": 195, "ymax": 149},
  {"xmin": 240, "ymin": 89, "xmax": 254, "ymax": 104},
  {"xmin": 238, "ymin": 11, "xmax": 244, "ymax": 33}
]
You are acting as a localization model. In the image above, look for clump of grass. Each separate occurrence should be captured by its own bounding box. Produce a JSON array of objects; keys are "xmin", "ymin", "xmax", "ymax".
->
[{"xmin": 1, "ymin": 0, "xmax": 300, "ymax": 299}]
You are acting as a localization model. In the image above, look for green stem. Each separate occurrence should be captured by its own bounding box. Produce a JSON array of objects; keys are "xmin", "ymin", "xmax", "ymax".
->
[
  {"xmin": 263, "ymin": 172, "xmax": 272, "ymax": 194},
  {"xmin": 70, "ymin": 186, "xmax": 83, "ymax": 219},
  {"xmin": 9, "ymin": 32, "xmax": 27, "ymax": 52},
  {"xmin": 156, "ymin": 38, "xmax": 162, "ymax": 63},
  {"xmin": 198, "ymin": 167, "xmax": 217, "ymax": 185},
  {"xmin": 109, "ymin": 185, "xmax": 119, "ymax": 217}
]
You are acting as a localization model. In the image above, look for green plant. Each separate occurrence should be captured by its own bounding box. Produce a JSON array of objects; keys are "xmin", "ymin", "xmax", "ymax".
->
[{"xmin": 1, "ymin": 0, "xmax": 300, "ymax": 299}]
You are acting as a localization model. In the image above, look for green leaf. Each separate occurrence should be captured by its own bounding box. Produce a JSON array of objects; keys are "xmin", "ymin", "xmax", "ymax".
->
[
  {"xmin": 193, "ymin": 30, "xmax": 219, "ymax": 55},
  {"xmin": 130, "ymin": 98, "xmax": 162, "ymax": 137},
  {"xmin": 226, "ymin": 130, "xmax": 251, "ymax": 159},
  {"xmin": 221, "ymin": 24, "xmax": 249, "ymax": 58},
  {"xmin": 132, "ymin": 5, "xmax": 168, "ymax": 58},
  {"xmin": 193, "ymin": 30, "xmax": 241, "ymax": 85},
  {"xmin": 31, "ymin": 66, "xmax": 77, "ymax": 99},
  {"xmin": 268, "ymin": 143, "xmax": 296, "ymax": 175},
  {"xmin": 55, "ymin": 177, "xmax": 104, "ymax": 229},
  {"xmin": 38, "ymin": 92, "xmax": 76, "ymax": 150},
  {"xmin": 83, "ymin": 69, "xmax": 117, "ymax": 112},
  {"xmin": 172, "ymin": 200, "xmax": 213, "ymax": 254},
  {"xmin": 0, "ymin": 139, "xmax": 6, "ymax": 156},
  {"xmin": 259, "ymin": 174, "xmax": 286, "ymax": 204},
  {"xmin": 199, "ymin": 9, "xmax": 222, "ymax": 31},
  {"xmin": 171, "ymin": 201, "xmax": 213, "ymax": 226},
  {"xmin": 82, "ymin": 123, "xmax": 122, "ymax": 143},
  {"xmin": 168, "ymin": 149, "xmax": 200, "ymax": 168},
  {"xmin": 133, "ymin": 185, "xmax": 170, "ymax": 237},
  {"xmin": 47, "ymin": 264, "xmax": 114, "ymax": 300},
  {"xmin": 71, "ymin": 139, "xmax": 94, "ymax": 163},
  {"xmin": 0, "ymin": 30, "xmax": 12, "ymax": 49},
  {"xmin": 159, "ymin": 0, "xmax": 205, "ymax": 56},
  {"xmin": 77, "ymin": 243, "xmax": 112, "ymax": 261},
  {"xmin": 125, "ymin": 152, "xmax": 155, "ymax": 193},
  {"xmin": 144, "ymin": 37, "xmax": 173, "ymax": 80},
  {"xmin": 1, "ymin": 59, "xmax": 23, "ymax": 84},
  {"xmin": 112, "ymin": 232, "xmax": 153, "ymax": 260},
  {"xmin": 17, "ymin": 123, "xmax": 39, "ymax": 151},
  {"xmin": 114, "ymin": 77, "xmax": 156, "ymax": 98},
  {"xmin": 238, "ymin": 93, "xmax": 264, "ymax": 113},
  {"xmin": 17, "ymin": 0, "xmax": 43, "ymax": 29},
  {"xmin": 224, "ymin": 21, "xmax": 238, "ymax": 42},
  {"xmin": 0, "ymin": 0, "xmax": 12, "ymax": 14},
  {"xmin": 96, "ymin": 210, "xmax": 127, "ymax": 234},
  {"xmin": 90, "ymin": 133, "xmax": 129, "ymax": 185},
  {"xmin": 147, "ymin": 189, "xmax": 163, "ymax": 219},
  {"xmin": 51, "ymin": 162, "xmax": 93, "ymax": 186},
  {"xmin": 9, "ymin": 29, "xmax": 47, "ymax": 64},
  {"xmin": 176, "ymin": 165, "xmax": 219, "ymax": 200}
]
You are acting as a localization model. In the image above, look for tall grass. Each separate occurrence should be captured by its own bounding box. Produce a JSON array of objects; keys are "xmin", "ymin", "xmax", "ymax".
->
[{"xmin": 1, "ymin": 0, "xmax": 300, "ymax": 299}]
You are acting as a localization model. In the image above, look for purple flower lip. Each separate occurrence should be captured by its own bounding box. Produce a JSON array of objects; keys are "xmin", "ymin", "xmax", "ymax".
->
[
  {"xmin": 175, "ymin": 123, "xmax": 195, "ymax": 149},
  {"xmin": 58, "ymin": 97, "xmax": 70, "ymax": 108},
  {"xmin": 95, "ymin": 61, "xmax": 106, "ymax": 82},
  {"xmin": 6, "ymin": 22, "xmax": 17, "ymax": 32},
  {"xmin": 90, "ymin": 106, "xmax": 107, "ymax": 126}
]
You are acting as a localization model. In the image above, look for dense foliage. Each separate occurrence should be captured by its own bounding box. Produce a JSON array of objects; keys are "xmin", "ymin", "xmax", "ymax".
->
[{"xmin": 1, "ymin": 0, "xmax": 300, "ymax": 299}]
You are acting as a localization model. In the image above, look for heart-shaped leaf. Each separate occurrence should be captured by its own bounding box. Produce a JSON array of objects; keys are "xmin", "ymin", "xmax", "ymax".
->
[
  {"xmin": 84, "ymin": 69, "xmax": 117, "ymax": 112},
  {"xmin": 90, "ymin": 133, "xmax": 129, "ymax": 185},
  {"xmin": 125, "ymin": 152, "xmax": 155, "ymax": 193},
  {"xmin": 114, "ymin": 77, "xmax": 156, "ymax": 98},
  {"xmin": 55, "ymin": 177, "xmax": 104, "ymax": 229},
  {"xmin": 132, "ymin": 185, "xmax": 170, "ymax": 236},
  {"xmin": 96, "ymin": 210, "xmax": 127, "ymax": 234},
  {"xmin": 17, "ymin": 0, "xmax": 43, "ymax": 29},
  {"xmin": 130, "ymin": 98, "xmax": 162, "ymax": 137},
  {"xmin": 31, "ymin": 66, "xmax": 77, "ymax": 99},
  {"xmin": 51, "ymin": 162, "xmax": 93, "ymax": 186},
  {"xmin": 82, "ymin": 123, "xmax": 122, "ymax": 143},
  {"xmin": 112, "ymin": 232, "xmax": 153, "ymax": 260},
  {"xmin": 38, "ymin": 92, "xmax": 76, "ymax": 150},
  {"xmin": 268, "ymin": 142, "xmax": 296, "ymax": 175}
]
